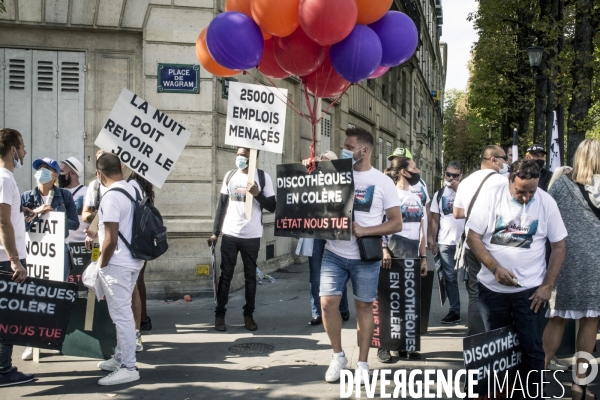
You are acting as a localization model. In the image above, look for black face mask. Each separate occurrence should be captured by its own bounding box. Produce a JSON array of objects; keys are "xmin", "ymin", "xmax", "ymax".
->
[
  {"xmin": 58, "ymin": 173, "xmax": 71, "ymax": 188},
  {"xmin": 534, "ymin": 159, "xmax": 545, "ymax": 170},
  {"xmin": 406, "ymin": 171, "xmax": 421, "ymax": 186}
]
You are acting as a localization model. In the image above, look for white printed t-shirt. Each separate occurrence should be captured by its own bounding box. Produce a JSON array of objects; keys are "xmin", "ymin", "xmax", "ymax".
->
[
  {"xmin": 430, "ymin": 186, "xmax": 465, "ymax": 245},
  {"xmin": 326, "ymin": 167, "xmax": 400, "ymax": 260},
  {"xmin": 221, "ymin": 170, "xmax": 275, "ymax": 239},
  {"xmin": 98, "ymin": 180, "xmax": 144, "ymax": 270},
  {"xmin": 454, "ymin": 169, "xmax": 507, "ymax": 249},
  {"xmin": 466, "ymin": 183, "xmax": 567, "ymax": 293},
  {"xmin": 0, "ymin": 168, "xmax": 26, "ymax": 261},
  {"xmin": 395, "ymin": 189, "xmax": 423, "ymax": 241},
  {"xmin": 66, "ymin": 184, "xmax": 89, "ymax": 243}
]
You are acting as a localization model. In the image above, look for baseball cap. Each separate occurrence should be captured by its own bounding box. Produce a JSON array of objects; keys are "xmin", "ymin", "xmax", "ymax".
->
[
  {"xmin": 62, "ymin": 157, "xmax": 84, "ymax": 177},
  {"xmin": 387, "ymin": 147, "xmax": 413, "ymax": 161},
  {"xmin": 32, "ymin": 157, "xmax": 60, "ymax": 174},
  {"xmin": 526, "ymin": 144, "xmax": 546, "ymax": 154}
]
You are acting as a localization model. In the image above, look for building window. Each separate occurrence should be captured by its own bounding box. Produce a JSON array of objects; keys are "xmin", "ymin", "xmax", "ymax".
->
[{"xmin": 401, "ymin": 71, "xmax": 408, "ymax": 117}]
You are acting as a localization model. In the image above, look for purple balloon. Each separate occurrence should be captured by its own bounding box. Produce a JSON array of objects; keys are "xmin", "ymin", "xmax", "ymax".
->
[
  {"xmin": 369, "ymin": 11, "xmax": 418, "ymax": 67},
  {"xmin": 206, "ymin": 12, "xmax": 264, "ymax": 71},
  {"xmin": 330, "ymin": 25, "xmax": 382, "ymax": 83}
]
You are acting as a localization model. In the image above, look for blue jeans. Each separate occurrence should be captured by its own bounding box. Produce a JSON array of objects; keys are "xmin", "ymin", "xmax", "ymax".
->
[
  {"xmin": 0, "ymin": 258, "xmax": 26, "ymax": 373},
  {"xmin": 478, "ymin": 283, "xmax": 545, "ymax": 396},
  {"xmin": 438, "ymin": 245, "xmax": 460, "ymax": 314},
  {"xmin": 320, "ymin": 250, "xmax": 380, "ymax": 303},
  {"xmin": 309, "ymin": 239, "xmax": 348, "ymax": 318}
]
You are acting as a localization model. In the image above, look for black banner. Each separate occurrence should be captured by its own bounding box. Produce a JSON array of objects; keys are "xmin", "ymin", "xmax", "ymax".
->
[
  {"xmin": 372, "ymin": 258, "xmax": 421, "ymax": 351},
  {"xmin": 463, "ymin": 325, "xmax": 522, "ymax": 383},
  {"xmin": 274, "ymin": 159, "xmax": 354, "ymax": 240},
  {"xmin": 0, "ymin": 272, "xmax": 77, "ymax": 350},
  {"xmin": 68, "ymin": 242, "xmax": 99, "ymax": 291},
  {"xmin": 434, "ymin": 254, "xmax": 447, "ymax": 306}
]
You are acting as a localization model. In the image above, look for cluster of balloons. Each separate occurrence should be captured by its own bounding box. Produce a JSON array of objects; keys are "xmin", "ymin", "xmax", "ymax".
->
[{"xmin": 196, "ymin": 0, "xmax": 418, "ymax": 99}]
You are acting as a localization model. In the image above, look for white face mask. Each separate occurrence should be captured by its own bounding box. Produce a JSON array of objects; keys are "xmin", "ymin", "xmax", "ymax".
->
[
  {"xmin": 497, "ymin": 160, "xmax": 509, "ymax": 174},
  {"xmin": 12, "ymin": 149, "xmax": 21, "ymax": 169}
]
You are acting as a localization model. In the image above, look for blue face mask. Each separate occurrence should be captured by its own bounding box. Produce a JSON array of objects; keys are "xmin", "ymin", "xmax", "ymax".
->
[
  {"xmin": 35, "ymin": 168, "xmax": 53, "ymax": 185},
  {"xmin": 236, "ymin": 156, "xmax": 249, "ymax": 170},
  {"xmin": 341, "ymin": 148, "xmax": 363, "ymax": 166}
]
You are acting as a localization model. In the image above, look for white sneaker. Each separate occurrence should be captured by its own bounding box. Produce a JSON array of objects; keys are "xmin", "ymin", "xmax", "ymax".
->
[
  {"xmin": 98, "ymin": 356, "xmax": 121, "ymax": 372},
  {"xmin": 325, "ymin": 353, "xmax": 348, "ymax": 382},
  {"xmin": 21, "ymin": 347, "xmax": 33, "ymax": 361},
  {"xmin": 355, "ymin": 362, "xmax": 370, "ymax": 386},
  {"xmin": 136, "ymin": 331, "xmax": 143, "ymax": 352},
  {"xmin": 98, "ymin": 367, "xmax": 140, "ymax": 386}
]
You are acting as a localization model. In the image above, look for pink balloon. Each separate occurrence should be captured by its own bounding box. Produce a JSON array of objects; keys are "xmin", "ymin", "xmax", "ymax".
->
[{"xmin": 369, "ymin": 66, "xmax": 389, "ymax": 79}]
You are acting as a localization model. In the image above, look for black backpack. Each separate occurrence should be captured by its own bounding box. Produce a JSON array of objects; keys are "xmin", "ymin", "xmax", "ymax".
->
[{"xmin": 104, "ymin": 187, "xmax": 168, "ymax": 261}]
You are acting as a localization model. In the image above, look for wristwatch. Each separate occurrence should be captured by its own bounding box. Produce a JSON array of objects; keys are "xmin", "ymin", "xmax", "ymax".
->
[{"xmin": 419, "ymin": 255, "xmax": 427, "ymax": 259}]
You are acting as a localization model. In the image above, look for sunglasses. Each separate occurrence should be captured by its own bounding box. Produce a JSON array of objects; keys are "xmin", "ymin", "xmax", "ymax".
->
[
  {"xmin": 515, "ymin": 171, "xmax": 541, "ymax": 179},
  {"xmin": 445, "ymin": 172, "xmax": 460, "ymax": 179},
  {"xmin": 494, "ymin": 155, "xmax": 508, "ymax": 161}
]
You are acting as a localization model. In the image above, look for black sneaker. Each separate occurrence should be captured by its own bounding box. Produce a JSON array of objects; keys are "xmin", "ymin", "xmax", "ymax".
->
[
  {"xmin": 377, "ymin": 348, "xmax": 392, "ymax": 363},
  {"xmin": 441, "ymin": 311, "xmax": 461, "ymax": 325},
  {"xmin": 341, "ymin": 311, "xmax": 350, "ymax": 321},
  {"xmin": 309, "ymin": 316, "xmax": 322, "ymax": 325},
  {"xmin": 140, "ymin": 316, "xmax": 152, "ymax": 331},
  {"xmin": 0, "ymin": 367, "xmax": 34, "ymax": 387}
]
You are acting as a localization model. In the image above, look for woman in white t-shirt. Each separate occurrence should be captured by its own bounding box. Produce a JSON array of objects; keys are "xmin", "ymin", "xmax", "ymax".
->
[{"xmin": 377, "ymin": 156, "xmax": 428, "ymax": 363}]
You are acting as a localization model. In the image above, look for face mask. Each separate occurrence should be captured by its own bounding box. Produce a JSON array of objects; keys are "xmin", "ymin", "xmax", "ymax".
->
[
  {"xmin": 58, "ymin": 173, "xmax": 71, "ymax": 188},
  {"xmin": 534, "ymin": 159, "xmax": 545, "ymax": 170},
  {"xmin": 405, "ymin": 171, "xmax": 421, "ymax": 186},
  {"xmin": 341, "ymin": 148, "xmax": 363, "ymax": 166},
  {"xmin": 12, "ymin": 149, "xmax": 21, "ymax": 169},
  {"xmin": 35, "ymin": 168, "xmax": 53, "ymax": 185},
  {"xmin": 498, "ymin": 163, "xmax": 510, "ymax": 175},
  {"xmin": 235, "ymin": 156, "xmax": 249, "ymax": 170}
]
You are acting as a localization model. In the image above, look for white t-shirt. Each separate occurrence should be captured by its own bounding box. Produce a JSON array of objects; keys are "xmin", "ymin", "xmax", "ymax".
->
[
  {"xmin": 0, "ymin": 168, "xmax": 26, "ymax": 261},
  {"xmin": 454, "ymin": 169, "xmax": 507, "ymax": 249},
  {"xmin": 430, "ymin": 186, "xmax": 465, "ymax": 245},
  {"xmin": 410, "ymin": 180, "xmax": 430, "ymax": 207},
  {"xmin": 221, "ymin": 170, "xmax": 275, "ymax": 239},
  {"xmin": 326, "ymin": 167, "xmax": 401, "ymax": 260},
  {"xmin": 84, "ymin": 179, "xmax": 108, "ymax": 208},
  {"xmin": 98, "ymin": 180, "xmax": 144, "ymax": 269},
  {"xmin": 466, "ymin": 183, "xmax": 567, "ymax": 293},
  {"xmin": 394, "ymin": 189, "xmax": 423, "ymax": 241},
  {"xmin": 66, "ymin": 184, "xmax": 89, "ymax": 243}
]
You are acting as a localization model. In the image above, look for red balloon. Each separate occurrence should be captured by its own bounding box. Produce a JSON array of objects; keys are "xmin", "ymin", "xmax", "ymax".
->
[
  {"xmin": 273, "ymin": 26, "xmax": 326, "ymax": 76},
  {"xmin": 303, "ymin": 50, "xmax": 349, "ymax": 98},
  {"xmin": 258, "ymin": 40, "xmax": 292, "ymax": 79},
  {"xmin": 299, "ymin": 0, "xmax": 358, "ymax": 46},
  {"xmin": 369, "ymin": 65, "xmax": 389, "ymax": 79}
]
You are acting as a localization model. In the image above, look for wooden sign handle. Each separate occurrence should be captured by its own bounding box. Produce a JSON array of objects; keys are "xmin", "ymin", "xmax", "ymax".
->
[{"xmin": 244, "ymin": 149, "xmax": 258, "ymax": 220}]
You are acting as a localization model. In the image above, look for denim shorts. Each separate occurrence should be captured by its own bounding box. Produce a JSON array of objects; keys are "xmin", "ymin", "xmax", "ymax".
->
[{"xmin": 319, "ymin": 250, "xmax": 380, "ymax": 303}]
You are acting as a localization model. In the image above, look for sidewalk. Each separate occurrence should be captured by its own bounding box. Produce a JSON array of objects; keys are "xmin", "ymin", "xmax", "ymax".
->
[{"xmin": 4, "ymin": 261, "xmax": 594, "ymax": 399}]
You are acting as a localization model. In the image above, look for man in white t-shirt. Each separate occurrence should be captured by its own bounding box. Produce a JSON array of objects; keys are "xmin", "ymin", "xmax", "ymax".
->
[
  {"xmin": 0, "ymin": 128, "xmax": 35, "ymax": 387},
  {"xmin": 319, "ymin": 128, "xmax": 402, "ymax": 385},
  {"xmin": 429, "ymin": 160, "xmax": 465, "ymax": 325},
  {"xmin": 453, "ymin": 145, "xmax": 508, "ymax": 336},
  {"xmin": 59, "ymin": 157, "xmax": 88, "ymax": 242},
  {"xmin": 466, "ymin": 159, "xmax": 567, "ymax": 392},
  {"xmin": 208, "ymin": 147, "xmax": 276, "ymax": 332},
  {"xmin": 94, "ymin": 153, "xmax": 144, "ymax": 386}
]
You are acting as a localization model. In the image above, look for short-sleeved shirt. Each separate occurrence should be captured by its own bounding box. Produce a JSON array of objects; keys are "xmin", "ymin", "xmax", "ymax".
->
[
  {"xmin": 221, "ymin": 170, "xmax": 275, "ymax": 239},
  {"xmin": 326, "ymin": 167, "xmax": 401, "ymax": 260},
  {"xmin": 454, "ymin": 169, "xmax": 507, "ymax": 249},
  {"xmin": 84, "ymin": 179, "xmax": 108, "ymax": 208},
  {"xmin": 0, "ymin": 168, "xmax": 26, "ymax": 261},
  {"xmin": 66, "ymin": 184, "xmax": 89, "ymax": 243},
  {"xmin": 430, "ymin": 186, "xmax": 465, "ymax": 246},
  {"xmin": 466, "ymin": 183, "xmax": 567, "ymax": 293},
  {"xmin": 394, "ymin": 189, "xmax": 423, "ymax": 241},
  {"xmin": 98, "ymin": 180, "xmax": 144, "ymax": 269}
]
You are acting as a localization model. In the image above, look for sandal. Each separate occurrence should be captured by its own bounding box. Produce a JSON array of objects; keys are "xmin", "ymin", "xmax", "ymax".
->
[{"xmin": 572, "ymin": 382, "xmax": 597, "ymax": 400}]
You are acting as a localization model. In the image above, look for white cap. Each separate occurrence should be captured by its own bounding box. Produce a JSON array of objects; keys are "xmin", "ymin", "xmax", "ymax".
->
[
  {"xmin": 62, "ymin": 157, "xmax": 84, "ymax": 177},
  {"xmin": 319, "ymin": 150, "xmax": 338, "ymax": 161}
]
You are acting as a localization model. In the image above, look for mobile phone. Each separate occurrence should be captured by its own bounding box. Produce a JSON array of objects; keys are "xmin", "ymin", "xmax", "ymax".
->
[{"xmin": 512, "ymin": 277, "xmax": 523, "ymax": 287}]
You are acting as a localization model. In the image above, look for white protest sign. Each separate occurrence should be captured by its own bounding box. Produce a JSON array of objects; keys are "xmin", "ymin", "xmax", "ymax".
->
[
  {"xmin": 94, "ymin": 88, "xmax": 193, "ymax": 188},
  {"xmin": 25, "ymin": 212, "xmax": 65, "ymax": 282},
  {"xmin": 226, "ymin": 82, "xmax": 287, "ymax": 154}
]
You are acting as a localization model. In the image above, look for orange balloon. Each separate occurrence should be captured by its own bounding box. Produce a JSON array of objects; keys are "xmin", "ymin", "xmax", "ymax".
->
[
  {"xmin": 356, "ymin": 0, "xmax": 392, "ymax": 24},
  {"xmin": 251, "ymin": 0, "xmax": 300, "ymax": 38},
  {"xmin": 225, "ymin": 0, "xmax": 252, "ymax": 16},
  {"xmin": 262, "ymin": 29, "xmax": 273, "ymax": 40},
  {"xmin": 195, "ymin": 28, "xmax": 240, "ymax": 77}
]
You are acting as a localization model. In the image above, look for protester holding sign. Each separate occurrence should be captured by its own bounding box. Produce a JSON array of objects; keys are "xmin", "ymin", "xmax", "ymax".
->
[
  {"xmin": 95, "ymin": 153, "xmax": 145, "ymax": 386},
  {"xmin": 317, "ymin": 127, "xmax": 402, "ymax": 386},
  {"xmin": 429, "ymin": 161, "xmax": 464, "ymax": 325},
  {"xmin": 59, "ymin": 157, "xmax": 88, "ymax": 242},
  {"xmin": 0, "ymin": 128, "xmax": 34, "ymax": 387},
  {"xmin": 377, "ymin": 156, "xmax": 428, "ymax": 363},
  {"xmin": 208, "ymin": 147, "xmax": 276, "ymax": 332},
  {"xmin": 466, "ymin": 159, "xmax": 567, "ymax": 395}
]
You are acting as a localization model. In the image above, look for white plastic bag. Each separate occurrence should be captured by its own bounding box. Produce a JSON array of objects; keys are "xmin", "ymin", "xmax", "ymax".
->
[
  {"xmin": 295, "ymin": 238, "xmax": 314, "ymax": 257},
  {"xmin": 82, "ymin": 261, "xmax": 99, "ymax": 290}
]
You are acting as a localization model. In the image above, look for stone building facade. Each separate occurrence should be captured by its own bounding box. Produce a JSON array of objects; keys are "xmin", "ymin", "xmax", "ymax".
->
[{"xmin": 0, "ymin": 0, "xmax": 445, "ymax": 298}]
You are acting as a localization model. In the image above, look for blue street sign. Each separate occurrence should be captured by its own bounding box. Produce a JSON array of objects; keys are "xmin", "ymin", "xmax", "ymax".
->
[{"xmin": 157, "ymin": 64, "xmax": 199, "ymax": 94}]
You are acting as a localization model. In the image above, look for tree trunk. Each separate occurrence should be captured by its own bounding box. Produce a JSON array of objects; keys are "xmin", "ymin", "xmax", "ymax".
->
[{"xmin": 566, "ymin": 0, "xmax": 599, "ymax": 164}]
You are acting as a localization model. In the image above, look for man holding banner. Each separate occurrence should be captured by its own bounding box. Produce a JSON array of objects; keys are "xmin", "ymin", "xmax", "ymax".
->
[{"xmin": 0, "ymin": 128, "xmax": 34, "ymax": 387}]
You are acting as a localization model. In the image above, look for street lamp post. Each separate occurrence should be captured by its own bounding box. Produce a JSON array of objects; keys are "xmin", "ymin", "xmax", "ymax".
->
[{"xmin": 528, "ymin": 46, "xmax": 547, "ymax": 146}]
